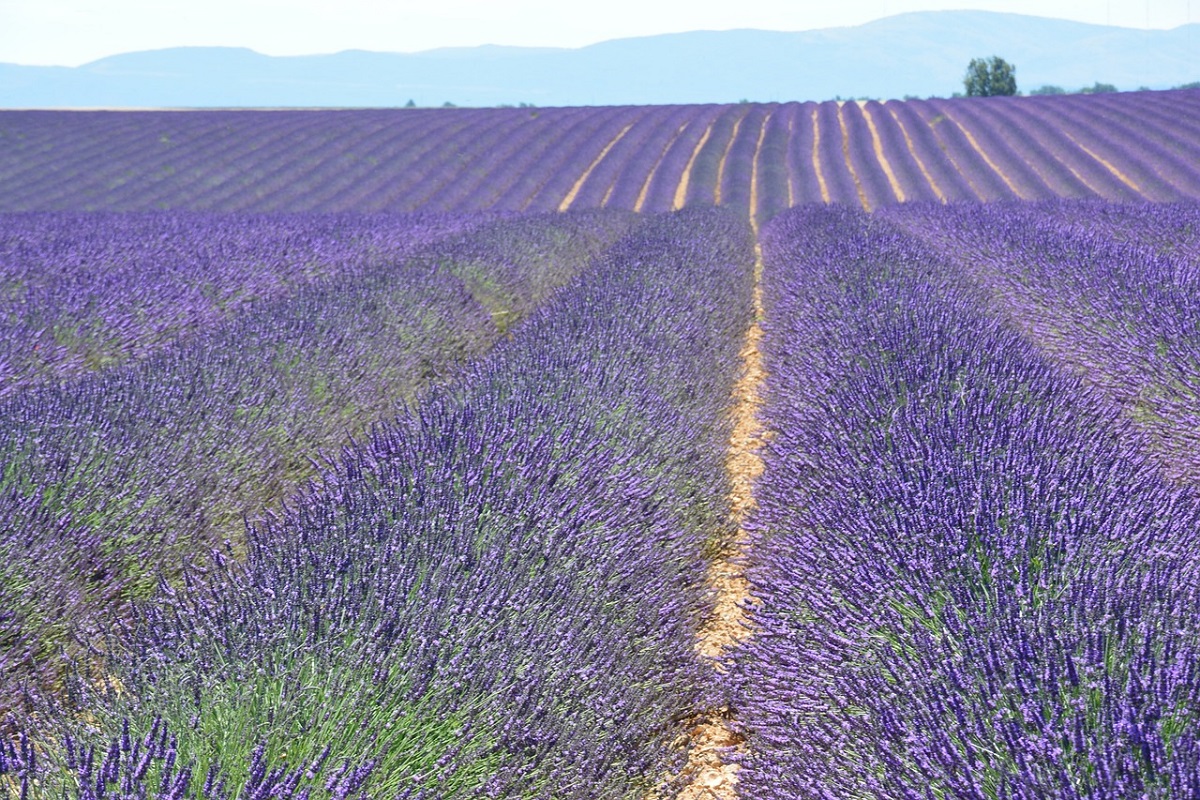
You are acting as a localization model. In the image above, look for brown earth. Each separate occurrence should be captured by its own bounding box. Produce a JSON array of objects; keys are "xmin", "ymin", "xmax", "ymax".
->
[
  {"xmin": 657, "ymin": 115, "xmax": 770, "ymax": 795},
  {"xmin": 885, "ymin": 105, "xmax": 947, "ymax": 202},
  {"xmin": 674, "ymin": 121, "xmax": 716, "ymax": 210},
  {"xmin": 861, "ymin": 104, "xmax": 907, "ymax": 202},
  {"xmin": 939, "ymin": 109, "xmax": 1027, "ymax": 199},
  {"xmin": 837, "ymin": 105, "xmax": 872, "ymax": 211}
]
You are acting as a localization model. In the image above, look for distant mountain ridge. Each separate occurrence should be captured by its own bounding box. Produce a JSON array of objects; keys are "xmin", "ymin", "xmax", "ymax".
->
[{"xmin": 2, "ymin": 11, "xmax": 1198, "ymax": 107}]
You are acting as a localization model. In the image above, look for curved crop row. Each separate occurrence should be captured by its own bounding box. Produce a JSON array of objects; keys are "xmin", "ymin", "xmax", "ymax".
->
[
  {"xmin": 4, "ymin": 93, "xmax": 1200, "ymax": 216},
  {"xmin": 1024, "ymin": 95, "xmax": 1190, "ymax": 201},
  {"xmin": 892, "ymin": 200, "xmax": 1200, "ymax": 485},
  {"xmin": 839, "ymin": 102, "xmax": 896, "ymax": 209},
  {"xmin": 0, "ymin": 210, "xmax": 633, "ymax": 722},
  {"xmin": 861, "ymin": 101, "xmax": 939, "ymax": 204},
  {"xmin": 6, "ymin": 207, "xmax": 755, "ymax": 799},
  {"xmin": 883, "ymin": 99, "xmax": 978, "ymax": 201},
  {"xmin": 968, "ymin": 101, "xmax": 1116, "ymax": 199},
  {"xmin": 732, "ymin": 205, "xmax": 1200, "ymax": 798}
]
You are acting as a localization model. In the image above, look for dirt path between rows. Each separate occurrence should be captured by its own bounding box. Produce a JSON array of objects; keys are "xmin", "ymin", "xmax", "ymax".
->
[
  {"xmin": 653, "ymin": 117, "xmax": 770, "ymax": 800},
  {"xmin": 674, "ymin": 121, "xmax": 716, "ymax": 211},
  {"xmin": 939, "ymin": 109, "xmax": 1027, "ymax": 199},
  {"xmin": 837, "ymin": 105, "xmax": 872, "ymax": 211},
  {"xmin": 557, "ymin": 122, "xmax": 635, "ymax": 212},
  {"xmin": 664, "ymin": 271, "xmax": 764, "ymax": 798},
  {"xmin": 886, "ymin": 106, "xmax": 947, "ymax": 202},
  {"xmin": 861, "ymin": 104, "xmax": 907, "ymax": 203}
]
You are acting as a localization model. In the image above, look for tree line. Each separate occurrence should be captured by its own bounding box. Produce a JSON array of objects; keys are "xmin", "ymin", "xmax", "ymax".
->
[{"xmin": 962, "ymin": 55, "xmax": 1198, "ymax": 98}]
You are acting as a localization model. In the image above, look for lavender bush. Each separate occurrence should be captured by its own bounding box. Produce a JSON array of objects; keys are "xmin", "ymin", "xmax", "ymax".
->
[
  {"xmin": 0, "ymin": 212, "xmax": 481, "ymax": 394},
  {"xmin": 733, "ymin": 205, "xmax": 1200, "ymax": 798},
  {"xmin": 0, "ymin": 210, "xmax": 634, "ymax": 723},
  {"xmin": 9, "ymin": 208, "xmax": 754, "ymax": 800},
  {"xmin": 892, "ymin": 200, "xmax": 1200, "ymax": 484}
]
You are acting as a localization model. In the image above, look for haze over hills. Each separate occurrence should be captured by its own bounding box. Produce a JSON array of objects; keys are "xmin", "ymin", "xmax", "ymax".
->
[{"xmin": 1, "ymin": 10, "xmax": 1197, "ymax": 107}]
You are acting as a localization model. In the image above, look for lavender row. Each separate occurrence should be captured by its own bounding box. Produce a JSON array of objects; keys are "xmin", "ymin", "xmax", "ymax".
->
[
  {"xmin": 903, "ymin": 99, "xmax": 1019, "ymax": 201},
  {"xmin": 839, "ymin": 102, "xmax": 897, "ymax": 210},
  {"xmin": 0, "ymin": 212, "xmax": 481, "ymax": 394},
  {"xmin": 1023, "ymin": 94, "xmax": 1198, "ymax": 201},
  {"xmin": 861, "ymin": 102, "xmax": 941, "ymax": 204},
  {"xmin": 1025, "ymin": 199, "xmax": 1200, "ymax": 263},
  {"xmin": 812, "ymin": 102, "xmax": 862, "ymax": 208},
  {"xmin": 13, "ymin": 208, "xmax": 756, "ymax": 800},
  {"xmin": 751, "ymin": 106, "xmax": 794, "ymax": 216},
  {"xmin": 929, "ymin": 97, "xmax": 1052, "ymax": 200},
  {"xmin": 479, "ymin": 107, "xmax": 630, "ymax": 212},
  {"xmin": 892, "ymin": 200, "xmax": 1200, "ymax": 484},
  {"xmin": 733, "ymin": 205, "xmax": 1200, "ymax": 798},
  {"xmin": 779, "ymin": 103, "xmax": 826, "ymax": 205},
  {"xmin": 0, "ymin": 210, "xmax": 632, "ymax": 720},
  {"xmin": 884, "ymin": 99, "xmax": 980, "ymax": 201},
  {"xmin": 652, "ymin": 107, "xmax": 732, "ymax": 212},
  {"xmin": 595, "ymin": 107, "xmax": 693, "ymax": 211},
  {"xmin": 715, "ymin": 105, "xmax": 770, "ymax": 218}
]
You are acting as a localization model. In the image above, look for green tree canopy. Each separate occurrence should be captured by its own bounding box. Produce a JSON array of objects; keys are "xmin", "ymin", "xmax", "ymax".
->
[{"xmin": 964, "ymin": 56, "xmax": 1018, "ymax": 97}]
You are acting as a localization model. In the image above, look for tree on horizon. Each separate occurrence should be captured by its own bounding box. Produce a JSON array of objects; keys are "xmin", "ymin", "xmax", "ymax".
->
[{"xmin": 964, "ymin": 56, "xmax": 1018, "ymax": 97}]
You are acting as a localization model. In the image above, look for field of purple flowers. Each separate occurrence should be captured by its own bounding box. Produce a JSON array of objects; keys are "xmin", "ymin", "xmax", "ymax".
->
[
  {"xmin": 2, "ymin": 207, "xmax": 756, "ymax": 798},
  {"xmin": 733, "ymin": 205, "xmax": 1200, "ymax": 798},
  {"xmin": 3, "ymin": 91, "xmax": 1200, "ymax": 217},
  {"xmin": 0, "ymin": 209, "xmax": 634, "ymax": 723},
  {"xmin": 3, "ymin": 90, "xmax": 1200, "ymax": 799}
]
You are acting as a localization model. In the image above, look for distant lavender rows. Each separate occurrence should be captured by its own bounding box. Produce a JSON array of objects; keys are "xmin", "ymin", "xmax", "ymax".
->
[
  {"xmin": 3, "ymin": 208, "xmax": 755, "ymax": 799},
  {"xmin": 2, "ymin": 91, "xmax": 1199, "ymax": 217},
  {"xmin": 734, "ymin": 205, "xmax": 1200, "ymax": 798},
  {"xmin": 0, "ymin": 209, "xmax": 634, "ymax": 723}
]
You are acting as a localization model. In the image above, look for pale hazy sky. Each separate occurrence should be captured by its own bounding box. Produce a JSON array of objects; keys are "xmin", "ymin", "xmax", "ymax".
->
[{"xmin": 3, "ymin": 0, "xmax": 1198, "ymax": 66}]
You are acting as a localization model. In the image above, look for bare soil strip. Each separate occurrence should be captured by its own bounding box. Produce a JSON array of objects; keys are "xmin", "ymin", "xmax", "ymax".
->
[
  {"xmin": 557, "ymin": 122, "xmax": 635, "ymax": 212},
  {"xmin": 675, "ymin": 121, "xmax": 717, "ymax": 210},
  {"xmin": 861, "ymin": 104, "xmax": 907, "ymax": 202},
  {"xmin": 601, "ymin": 183, "xmax": 617, "ymax": 207},
  {"xmin": 811, "ymin": 107, "xmax": 832, "ymax": 204},
  {"xmin": 837, "ymin": 105, "xmax": 872, "ymax": 211},
  {"xmin": 785, "ymin": 115, "xmax": 797, "ymax": 208},
  {"xmin": 923, "ymin": 112, "xmax": 987, "ymax": 201},
  {"xmin": 1058, "ymin": 130, "xmax": 1146, "ymax": 198},
  {"xmin": 713, "ymin": 113, "xmax": 747, "ymax": 206},
  {"xmin": 1039, "ymin": 143, "xmax": 1106, "ymax": 198},
  {"xmin": 635, "ymin": 123, "xmax": 690, "ymax": 212},
  {"xmin": 658, "ymin": 115, "xmax": 770, "ymax": 800},
  {"xmin": 749, "ymin": 114, "xmax": 771, "ymax": 221},
  {"xmin": 940, "ymin": 110, "xmax": 1027, "ymax": 199},
  {"xmin": 699, "ymin": 243, "xmax": 766, "ymax": 664},
  {"xmin": 886, "ymin": 106, "xmax": 947, "ymax": 202}
]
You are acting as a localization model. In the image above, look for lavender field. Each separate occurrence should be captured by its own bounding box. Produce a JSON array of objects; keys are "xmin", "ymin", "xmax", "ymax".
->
[
  {"xmin": 2, "ymin": 90, "xmax": 1200, "ymax": 799},
  {"xmin": 3, "ymin": 91, "xmax": 1200, "ymax": 216}
]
